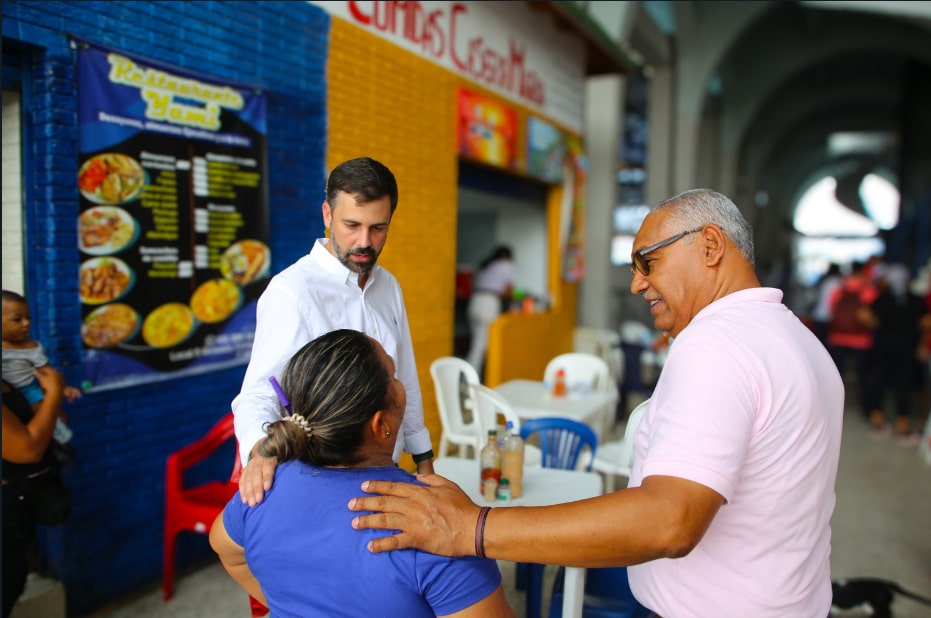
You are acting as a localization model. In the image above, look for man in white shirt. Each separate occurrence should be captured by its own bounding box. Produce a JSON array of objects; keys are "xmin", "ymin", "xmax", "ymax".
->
[{"xmin": 233, "ymin": 157, "xmax": 434, "ymax": 506}]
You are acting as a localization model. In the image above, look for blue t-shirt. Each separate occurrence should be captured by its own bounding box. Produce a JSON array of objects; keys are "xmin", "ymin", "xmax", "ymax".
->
[{"xmin": 223, "ymin": 461, "xmax": 501, "ymax": 617}]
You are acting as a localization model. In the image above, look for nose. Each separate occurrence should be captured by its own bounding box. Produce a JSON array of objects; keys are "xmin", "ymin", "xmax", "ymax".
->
[
  {"xmin": 630, "ymin": 269, "xmax": 648, "ymax": 295},
  {"xmin": 357, "ymin": 228, "xmax": 372, "ymax": 248}
]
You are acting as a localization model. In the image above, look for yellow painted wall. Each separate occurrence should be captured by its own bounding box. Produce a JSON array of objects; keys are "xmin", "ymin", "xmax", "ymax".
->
[{"xmin": 326, "ymin": 19, "xmax": 580, "ymax": 467}]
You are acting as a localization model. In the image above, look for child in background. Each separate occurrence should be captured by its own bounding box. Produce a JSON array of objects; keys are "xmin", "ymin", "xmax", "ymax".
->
[{"xmin": 2, "ymin": 290, "xmax": 81, "ymax": 443}]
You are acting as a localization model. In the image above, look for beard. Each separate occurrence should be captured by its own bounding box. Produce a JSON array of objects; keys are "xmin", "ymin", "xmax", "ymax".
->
[{"xmin": 333, "ymin": 243, "xmax": 379, "ymax": 275}]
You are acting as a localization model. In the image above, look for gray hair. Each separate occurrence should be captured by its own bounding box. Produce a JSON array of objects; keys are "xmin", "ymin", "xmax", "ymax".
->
[{"xmin": 653, "ymin": 189, "xmax": 755, "ymax": 265}]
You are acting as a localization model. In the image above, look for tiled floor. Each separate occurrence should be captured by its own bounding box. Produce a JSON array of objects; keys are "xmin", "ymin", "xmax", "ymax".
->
[{"xmin": 69, "ymin": 403, "xmax": 931, "ymax": 617}]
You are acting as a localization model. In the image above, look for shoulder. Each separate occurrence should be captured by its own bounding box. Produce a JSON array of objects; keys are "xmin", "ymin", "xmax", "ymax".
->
[{"xmin": 262, "ymin": 255, "xmax": 319, "ymax": 295}]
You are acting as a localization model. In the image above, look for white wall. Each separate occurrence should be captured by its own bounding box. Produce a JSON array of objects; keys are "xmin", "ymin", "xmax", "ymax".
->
[
  {"xmin": 2, "ymin": 89, "xmax": 25, "ymax": 294},
  {"xmin": 457, "ymin": 186, "xmax": 548, "ymax": 301}
]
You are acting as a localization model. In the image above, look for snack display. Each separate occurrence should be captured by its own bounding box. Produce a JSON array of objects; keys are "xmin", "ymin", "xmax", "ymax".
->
[
  {"xmin": 220, "ymin": 239, "xmax": 270, "ymax": 285},
  {"xmin": 78, "ymin": 153, "xmax": 145, "ymax": 204},
  {"xmin": 78, "ymin": 206, "xmax": 139, "ymax": 255},
  {"xmin": 81, "ymin": 303, "xmax": 139, "ymax": 348},
  {"xmin": 79, "ymin": 257, "xmax": 134, "ymax": 305},
  {"xmin": 142, "ymin": 303, "xmax": 196, "ymax": 348},
  {"xmin": 190, "ymin": 279, "xmax": 242, "ymax": 323}
]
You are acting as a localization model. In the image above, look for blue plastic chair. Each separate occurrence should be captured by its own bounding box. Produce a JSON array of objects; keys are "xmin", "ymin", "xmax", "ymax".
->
[
  {"xmin": 519, "ymin": 417, "xmax": 598, "ymax": 472},
  {"xmin": 517, "ymin": 417, "xmax": 599, "ymax": 618},
  {"xmin": 547, "ymin": 566, "xmax": 652, "ymax": 618}
]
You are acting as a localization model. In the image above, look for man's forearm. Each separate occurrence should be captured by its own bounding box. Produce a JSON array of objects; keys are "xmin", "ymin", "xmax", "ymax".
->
[{"xmin": 480, "ymin": 480, "xmax": 721, "ymax": 568}]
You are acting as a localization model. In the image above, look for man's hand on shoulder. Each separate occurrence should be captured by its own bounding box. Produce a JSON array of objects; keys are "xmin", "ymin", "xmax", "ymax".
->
[{"xmin": 238, "ymin": 439, "xmax": 278, "ymax": 507}]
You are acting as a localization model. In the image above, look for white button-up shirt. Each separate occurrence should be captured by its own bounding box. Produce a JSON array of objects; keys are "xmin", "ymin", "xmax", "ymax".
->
[{"xmin": 232, "ymin": 238, "xmax": 431, "ymax": 464}]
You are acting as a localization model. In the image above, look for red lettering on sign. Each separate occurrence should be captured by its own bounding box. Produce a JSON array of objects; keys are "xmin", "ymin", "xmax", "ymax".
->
[{"xmin": 346, "ymin": 1, "xmax": 546, "ymax": 107}]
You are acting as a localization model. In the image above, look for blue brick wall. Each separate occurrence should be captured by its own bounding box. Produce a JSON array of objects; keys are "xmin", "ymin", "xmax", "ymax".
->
[{"xmin": 3, "ymin": 2, "xmax": 329, "ymax": 613}]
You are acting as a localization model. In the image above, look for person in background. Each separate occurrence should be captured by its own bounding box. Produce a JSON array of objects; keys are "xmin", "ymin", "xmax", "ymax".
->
[
  {"xmin": 860, "ymin": 263, "xmax": 929, "ymax": 443},
  {"xmin": 465, "ymin": 246, "xmax": 515, "ymax": 377},
  {"xmin": 211, "ymin": 329, "xmax": 512, "ymax": 618},
  {"xmin": 2, "ymin": 366, "xmax": 66, "ymax": 618},
  {"xmin": 2, "ymin": 290, "xmax": 82, "ymax": 444},
  {"xmin": 350, "ymin": 189, "xmax": 844, "ymax": 617},
  {"xmin": 809, "ymin": 262, "xmax": 844, "ymax": 346},
  {"xmin": 232, "ymin": 157, "xmax": 434, "ymax": 509},
  {"xmin": 826, "ymin": 259, "xmax": 879, "ymax": 419}
]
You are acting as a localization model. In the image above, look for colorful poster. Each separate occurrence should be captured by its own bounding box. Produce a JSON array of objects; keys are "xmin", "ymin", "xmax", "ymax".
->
[
  {"xmin": 457, "ymin": 88, "xmax": 517, "ymax": 169},
  {"xmin": 75, "ymin": 39, "xmax": 268, "ymax": 391},
  {"xmin": 562, "ymin": 136, "xmax": 587, "ymax": 283},
  {"xmin": 527, "ymin": 116, "xmax": 566, "ymax": 183}
]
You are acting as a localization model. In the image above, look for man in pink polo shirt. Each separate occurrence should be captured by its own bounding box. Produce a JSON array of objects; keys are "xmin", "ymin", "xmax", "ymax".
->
[{"xmin": 351, "ymin": 189, "xmax": 844, "ymax": 617}]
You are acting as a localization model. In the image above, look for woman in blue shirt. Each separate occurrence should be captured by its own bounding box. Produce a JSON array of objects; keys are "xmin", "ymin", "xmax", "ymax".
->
[{"xmin": 211, "ymin": 329, "xmax": 512, "ymax": 617}]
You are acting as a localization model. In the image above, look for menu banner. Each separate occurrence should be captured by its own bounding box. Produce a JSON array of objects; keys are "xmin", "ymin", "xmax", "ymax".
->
[{"xmin": 74, "ymin": 39, "xmax": 269, "ymax": 391}]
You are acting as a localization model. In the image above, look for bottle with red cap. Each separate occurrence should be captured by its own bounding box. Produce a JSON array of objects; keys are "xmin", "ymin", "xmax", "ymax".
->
[{"xmin": 553, "ymin": 368, "xmax": 567, "ymax": 397}]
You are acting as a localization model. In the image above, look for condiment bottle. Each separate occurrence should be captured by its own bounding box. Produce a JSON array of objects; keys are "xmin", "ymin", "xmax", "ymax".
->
[
  {"xmin": 497, "ymin": 477, "xmax": 511, "ymax": 502},
  {"xmin": 553, "ymin": 368, "xmax": 567, "ymax": 397},
  {"xmin": 500, "ymin": 421, "xmax": 524, "ymax": 498},
  {"xmin": 480, "ymin": 429, "xmax": 502, "ymax": 499}
]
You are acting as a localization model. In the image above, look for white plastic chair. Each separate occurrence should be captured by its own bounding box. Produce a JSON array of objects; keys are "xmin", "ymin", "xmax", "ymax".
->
[
  {"xmin": 429, "ymin": 357, "xmax": 481, "ymax": 458},
  {"xmin": 590, "ymin": 398, "xmax": 649, "ymax": 492},
  {"xmin": 543, "ymin": 352, "xmax": 619, "ymax": 437},
  {"xmin": 470, "ymin": 384, "xmax": 542, "ymax": 467}
]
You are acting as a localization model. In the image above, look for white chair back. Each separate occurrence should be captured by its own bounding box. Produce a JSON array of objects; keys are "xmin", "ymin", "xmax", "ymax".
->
[
  {"xmin": 544, "ymin": 352, "xmax": 616, "ymax": 395},
  {"xmin": 470, "ymin": 383, "xmax": 522, "ymax": 452},
  {"xmin": 544, "ymin": 352, "xmax": 618, "ymax": 437},
  {"xmin": 429, "ymin": 357, "xmax": 481, "ymax": 458},
  {"xmin": 469, "ymin": 383, "xmax": 543, "ymax": 468}
]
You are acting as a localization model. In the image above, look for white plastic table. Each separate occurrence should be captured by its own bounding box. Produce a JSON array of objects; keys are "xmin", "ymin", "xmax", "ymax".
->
[
  {"xmin": 494, "ymin": 378, "xmax": 618, "ymax": 439},
  {"xmin": 434, "ymin": 457, "xmax": 604, "ymax": 618}
]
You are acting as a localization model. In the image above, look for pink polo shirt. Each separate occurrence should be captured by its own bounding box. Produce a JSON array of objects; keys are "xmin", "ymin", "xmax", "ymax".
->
[{"xmin": 628, "ymin": 288, "xmax": 843, "ymax": 617}]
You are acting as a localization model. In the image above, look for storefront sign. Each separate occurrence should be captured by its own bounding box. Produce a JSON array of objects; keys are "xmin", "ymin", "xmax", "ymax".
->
[
  {"xmin": 75, "ymin": 39, "xmax": 269, "ymax": 391},
  {"xmin": 309, "ymin": 1, "xmax": 585, "ymax": 131},
  {"xmin": 457, "ymin": 88, "xmax": 517, "ymax": 169}
]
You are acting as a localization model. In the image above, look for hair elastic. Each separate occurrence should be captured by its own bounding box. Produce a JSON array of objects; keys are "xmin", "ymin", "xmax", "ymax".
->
[{"xmin": 268, "ymin": 376, "xmax": 292, "ymax": 416}]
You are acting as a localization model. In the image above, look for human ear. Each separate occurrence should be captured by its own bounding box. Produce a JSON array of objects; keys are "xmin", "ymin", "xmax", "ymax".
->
[
  {"xmin": 701, "ymin": 225, "xmax": 727, "ymax": 266},
  {"xmin": 322, "ymin": 201, "xmax": 332, "ymax": 230},
  {"xmin": 369, "ymin": 410, "xmax": 393, "ymax": 440}
]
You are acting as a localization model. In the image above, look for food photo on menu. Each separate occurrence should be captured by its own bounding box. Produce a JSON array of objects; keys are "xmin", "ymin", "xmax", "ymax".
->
[{"xmin": 75, "ymin": 149, "xmax": 272, "ymax": 387}]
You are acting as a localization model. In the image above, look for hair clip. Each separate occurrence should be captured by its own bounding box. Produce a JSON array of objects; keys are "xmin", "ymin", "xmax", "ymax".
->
[{"xmin": 268, "ymin": 376, "xmax": 292, "ymax": 416}]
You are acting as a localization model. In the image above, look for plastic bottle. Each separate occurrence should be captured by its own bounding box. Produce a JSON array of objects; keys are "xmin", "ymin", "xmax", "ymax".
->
[
  {"xmin": 553, "ymin": 368, "xmax": 567, "ymax": 397},
  {"xmin": 500, "ymin": 421, "xmax": 524, "ymax": 498},
  {"xmin": 480, "ymin": 429, "xmax": 502, "ymax": 499}
]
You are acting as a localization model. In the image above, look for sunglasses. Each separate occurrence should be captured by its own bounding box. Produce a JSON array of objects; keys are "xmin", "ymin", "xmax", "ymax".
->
[{"xmin": 630, "ymin": 227, "xmax": 704, "ymax": 276}]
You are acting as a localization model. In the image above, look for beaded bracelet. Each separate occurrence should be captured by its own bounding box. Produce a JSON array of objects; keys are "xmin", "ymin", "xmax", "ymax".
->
[{"xmin": 474, "ymin": 506, "xmax": 492, "ymax": 558}]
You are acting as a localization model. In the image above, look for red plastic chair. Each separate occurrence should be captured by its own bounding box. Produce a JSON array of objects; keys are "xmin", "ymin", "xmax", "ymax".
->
[{"xmin": 163, "ymin": 412, "xmax": 239, "ymax": 601}]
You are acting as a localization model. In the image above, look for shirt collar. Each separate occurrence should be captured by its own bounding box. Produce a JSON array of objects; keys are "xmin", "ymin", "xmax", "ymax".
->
[{"xmin": 693, "ymin": 287, "xmax": 783, "ymax": 323}]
